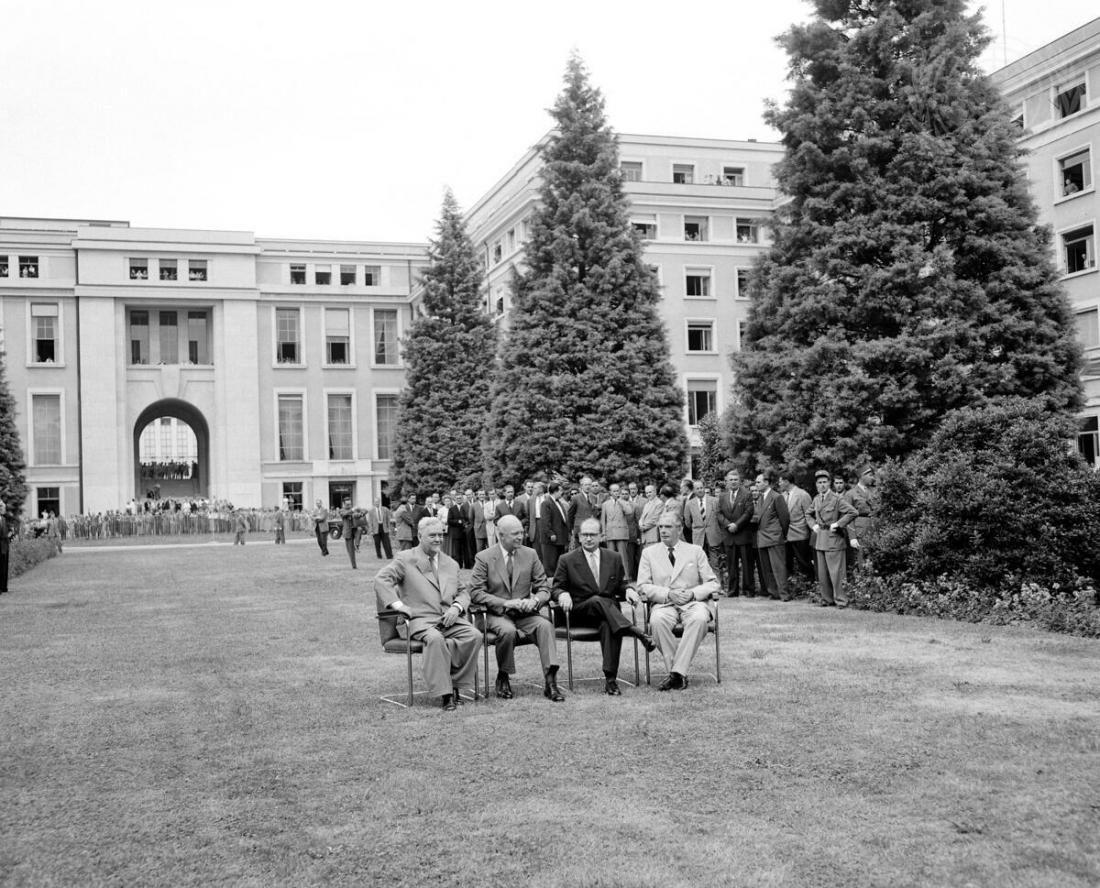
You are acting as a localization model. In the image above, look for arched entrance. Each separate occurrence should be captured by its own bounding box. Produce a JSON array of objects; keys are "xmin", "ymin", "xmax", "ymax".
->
[{"xmin": 133, "ymin": 399, "xmax": 210, "ymax": 502}]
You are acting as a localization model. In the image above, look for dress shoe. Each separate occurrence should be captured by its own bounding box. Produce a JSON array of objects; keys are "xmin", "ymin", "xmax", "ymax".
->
[
  {"xmin": 441, "ymin": 694, "xmax": 457, "ymax": 711},
  {"xmin": 544, "ymin": 678, "xmax": 565, "ymax": 702},
  {"xmin": 819, "ymin": 600, "xmax": 836, "ymax": 607},
  {"xmin": 495, "ymin": 674, "xmax": 514, "ymax": 699},
  {"xmin": 604, "ymin": 679, "xmax": 621, "ymax": 696},
  {"xmin": 452, "ymin": 688, "xmax": 466, "ymax": 705},
  {"xmin": 658, "ymin": 672, "xmax": 685, "ymax": 691},
  {"xmin": 638, "ymin": 632, "xmax": 657, "ymax": 653}
]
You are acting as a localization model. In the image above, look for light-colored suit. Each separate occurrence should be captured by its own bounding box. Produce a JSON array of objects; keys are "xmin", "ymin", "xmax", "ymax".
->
[
  {"xmin": 470, "ymin": 544, "xmax": 558, "ymax": 675},
  {"xmin": 374, "ymin": 547, "xmax": 482, "ymax": 698},
  {"xmin": 600, "ymin": 496, "xmax": 636, "ymax": 579},
  {"xmin": 638, "ymin": 496, "xmax": 663, "ymax": 545},
  {"xmin": 636, "ymin": 540, "xmax": 719, "ymax": 676}
]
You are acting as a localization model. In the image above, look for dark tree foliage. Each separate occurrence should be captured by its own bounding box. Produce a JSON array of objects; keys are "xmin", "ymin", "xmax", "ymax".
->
[
  {"xmin": 0, "ymin": 349, "xmax": 27, "ymax": 517},
  {"xmin": 873, "ymin": 399, "xmax": 1100, "ymax": 589},
  {"xmin": 730, "ymin": 0, "xmax": 1082, "ymax": 470},
  {"xmin": 390, "ymin": 189, "xmax": 496, "ymax": 495},
  {"xmin": 483, "ymin": 54, "xmax": 688, "ymax": 486}
]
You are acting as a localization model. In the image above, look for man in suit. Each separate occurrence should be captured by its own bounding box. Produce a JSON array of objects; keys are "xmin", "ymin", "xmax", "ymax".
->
[
  {"xmin": 495, "ymin": 485, "xmax": 520, "ymax": 522},
  {"xmin": 779, "ymin": 470, "xmax": 814, "ymax": 584},
  {"xmin": 600, "ymin": 483, "xmax": 636, "ymax": 580},
  {"xmin": 0, "ymin": 499, "xmax": 12, "ymax": 595},
  {"xmin": 540, "ymin": 482, "xmax": 570, "ymax": 576},
  {"xmin": 688, "ymin": 484, "xmax": 729, "ymax": 580},
  {"xmin": 718, "ymin": 470, "xmax": 756, "ymax": 596},
  {"xmin": 472, "ymin": 489, "xmax": 489, "ymax": 553},
  {"xmin": 526, "ymin": 481, "xmax": 547, "ymax": 565},
  {"xmin": 367, "ymin": 500, "xmax": 393, "ymax": 559},
  {"xmin": 846, "ymin": 466, "xmax": 876, "ymax": 571},
  {"xmin": 552, "ymin": 518, "xmax": 655, "ymax": 696},
  {"xmin": 339, "ymin": 497, "xmax": 359, "ymax": 568},
  {"xmin": 566, "ymin": 476, "xmax": 599, "ymax": 546},
  {"xmin": 638, "ymin": 484, "xmax": 663, "ymax": 550},
  {"xmin": 311, "ymin": 498, "xmax": 330, "ymax": 556},
  {"xmin": 809, "ymin": 471, "xmax": 858, "ymax": 607},
  {"xmin": 514, "ymin": 482, "xmax": 532, "ymax": 541},
  {"xmin": 683, "ymin": 485, "xmax": 707, "ymax": 546},
  {"xmin": 625, "ymin": 482, "xmax": 644, "ymax": 577},
  {"xmin": 469, "ymin": 515, "xmax": 564, "ymax": 702},
  {"xmin": 754, "ymin": 470, "xmax": 791, "ymax": 600},
  {"xmin": 374, "ymin": 517, "xmax": 482, "ymax": 711},
  {"xmin": 637, "ymin": 512, "xmax": 720, "ymax": 690}
]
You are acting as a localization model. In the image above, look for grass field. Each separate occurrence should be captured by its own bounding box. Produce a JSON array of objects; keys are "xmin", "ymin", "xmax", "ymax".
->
[{"xmin": 2, "ymin": 539, "xmax": 1098, "ymax": 887}]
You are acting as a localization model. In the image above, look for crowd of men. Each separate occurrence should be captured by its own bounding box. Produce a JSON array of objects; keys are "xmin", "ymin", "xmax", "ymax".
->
[{"xmin": 372, "ymin": 468, "xmax": 877, "ymax": 711}]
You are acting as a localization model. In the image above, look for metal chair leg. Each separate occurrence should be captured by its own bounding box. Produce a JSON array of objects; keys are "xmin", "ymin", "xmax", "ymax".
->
[
  {"xmin": 405, "ymin": 636, "xmax": 415, "ymax": 708},
  {"xmin": 644, "ymin": 604, "xmax": 652, "ymax": 685},
  {"xmin": 714, "ymin": 599, "xmax": 721, "ymax": 684},
  {"xmin": 565, "ymin": 610, "xmax": 574, "ymax": 691}
]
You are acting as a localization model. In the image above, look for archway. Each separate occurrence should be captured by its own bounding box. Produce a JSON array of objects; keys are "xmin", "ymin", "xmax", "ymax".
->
[{"xmin": 133, "ymin": 399, "xmax": 210, "ymax": 502}]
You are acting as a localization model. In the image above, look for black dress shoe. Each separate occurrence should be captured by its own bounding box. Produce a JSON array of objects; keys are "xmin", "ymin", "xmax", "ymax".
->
[
  {"xmin": 604, "ymin": 679, "xmax": 621, "ymax": 696},
  {"xmin": 658, "ymin": 672, "xmax": 685, "ymax": 691},
  {"xmin": 544, "ymin": 679, "xmax": 565, "ymax": 702},
  {"xmin": 441, "ymin": 694, "xmax": 457, "ymax": 711},
  {"xmin": 452, "ymin": 688, "xmax": 466, "ymax": 705},
  {"xmin": 495, "ymin": 674, "xmax": 513, "ymax": 699},
  {"xmin": 638, "ymin": 633, "xmax": 657, "ymax": 653}
]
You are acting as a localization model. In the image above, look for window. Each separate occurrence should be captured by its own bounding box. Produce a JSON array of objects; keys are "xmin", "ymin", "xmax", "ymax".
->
[
  {"xmin": 31, "ymin": 303, "xmax": 58, "ymax": 363},
  {"xmin": 738, "ymin": 320, "xmax": 748, "ymax": 350},
  {"xmin": 632, "ymin": 217, "xmax": 657, "ymax": 240},
  {"xmin": 376, "ymin": 394, "xmax": 398, "ymax": 460},
  {"xmin": 685, "ymin": 269, "xmax": 712, "ymax": 297},
  {"xmin": 684, "ymin": 216, "xmax": 708, "ymax": 242},
  {"xmin": 314, "ymin": 264, "xmax": 332, "ymax": 285},
  {"xmin": 1055, "ymin": 79, "xmax": 1086, "ymax": 118},
  {"xmin": 159, "ymin": 311, "xmax": 179, "ymax": 364},
  {"xmin": 687, "ymin": 321, "xmax": 714, "ymax": 352},
  {"xmin": 327, "ymin": 394, "xmax": 353, "ymax": 460},
  {"xmin": 36, "ymin": 487, "xmax": 60, "ymax": 517},
  {"xmin": 1063, "ymin": 225, "xmax": 1095, "ymax": 274},
  {"xmin": 340, "ymin": 265, "xmax": 356, "ymax": 285},
  {"xmin": 1060, "ymin": 149, "xmax": 1092, "ymax": 196},
  {"xmin": 277, "ymin": 394, "xmax": 304, "ymax": 461},
  {"xmin": 686, "ymin": 380, "xmax": 717, "ymax": 426},
  {"xmin": 737, "ymin": 220, "xmax": 759, "ymax": 243},
  {"xmin": 492, "ymin": 242, "xmax": 503, "ymax": 263},
  {"xmin": 129, "ymin": 310, "xmax": 149, "ymax": 364},
  {"xmin": 1078, "ymin": 416, "xmax": 1099, "ymax": 467},
  {"xmin": 187, "ymin": 311, "xmax": 210, "ymax": 364},
  {"xmin": 1076, "ymin": 309, "xmax": 1099, "ymax": 349},
  {"xmin": 736, "ymin": 268, "xmax": 751, "ymax": 299},
  {"xmin": 276, "ymin": 308, "xmax": 301, "ymax": 363},
  {"xmin": 621, "ymin": 161, "xmax": 643, "ymax": 182},
  {"xmin": 373, "ymin": 309, "xmax": 398, "ymax": 365},
  {"xmin": 19, "ymin": 256, "xmax": 39, "ymax": 279},
  {"xmin": 188, "ymin": 260, "xmax": 207, "ymax": 282},
  {"xmin": 32, "ymin": 394, "xmax": 61, "ymax": 464},
  {"xmin": 129, "ymin": 258, "xmax": 149, "ymax": 280},
  {"xmin": 363, "ymin": 265, "xmax": 381, "ymax": 286},
  {"xmin": 159, "ymin": 259, "xmax": 177, "ymax": 281},
  {"xmin": 290, "ymin": 264, "xmax": 306, "ymax": 285},
  {"xmin": 673, "ymin": 164, "xmax": 695, "ymax": 184},
  {"xmin": 282, "ymin": 481, "xmax": 304, "ymax": 511},
  {"xmin": 506, "ymin": 229, "xmax": 516, "ymax": 252},
  {"xmin": 722, "ymin": 165, "xmax": 745, "ymax": 186},
  {"xmin": 325, "ymin": 308, "xmax": 350, "ymax": 365},
  {"xmin": 495, "ymin": 293, "xmax": 505, "ymax": 315},
  {"xmin": 0, "ymin": 256, "xmax": 7, "ymax": 278}
]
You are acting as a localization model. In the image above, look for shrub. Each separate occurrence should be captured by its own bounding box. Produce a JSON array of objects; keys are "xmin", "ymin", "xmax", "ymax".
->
[{"xmin": 10, "ymin": 538, "xmax": 59, "ymax": 579}]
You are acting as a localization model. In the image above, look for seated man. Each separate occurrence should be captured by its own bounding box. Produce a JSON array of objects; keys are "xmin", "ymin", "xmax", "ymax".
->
[
  {"xmin": 373, "ymin": 517, "xmax": 482, "ymax": 711},
  {"xmin": 636, "ymin": 513, "xmax": 719, "ymax": 690},
  {"xmin": 469, "ymin": 515, "xmax": 564, "ymax": 702},
  {"xmin": 552, "ymin": 518, "xmax": 656, "ymax": 696}
]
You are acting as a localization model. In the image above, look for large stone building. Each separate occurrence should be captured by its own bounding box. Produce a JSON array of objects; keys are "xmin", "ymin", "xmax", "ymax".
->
[{"xmin": 992, "ymin": 16, "xmax": 1100, "ymax": 464}]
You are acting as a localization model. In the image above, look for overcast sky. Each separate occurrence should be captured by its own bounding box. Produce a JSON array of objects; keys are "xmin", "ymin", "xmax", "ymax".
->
[{"xmin": 2, "ymin": 1, "xmax": 1096, "ymax": 243}]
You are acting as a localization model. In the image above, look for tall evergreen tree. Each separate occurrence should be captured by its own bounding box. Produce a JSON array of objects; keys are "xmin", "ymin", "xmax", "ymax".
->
[
  {"xmin": 389, "ymin": 189, "xmax": 496, "ymax": 494},
  {"xmin": 730, "ymin": 0, "xmax": 1082, "ymax": 470},
  {"xmin": 0, "ymin": 349, "xmax": 27, "ymax": 517},
  {"xmin": 483, "ymin": 54, "xmax": 688, "ymax": 485}
]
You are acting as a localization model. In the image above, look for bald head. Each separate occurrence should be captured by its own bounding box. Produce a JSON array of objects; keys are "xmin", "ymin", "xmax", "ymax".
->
[
  {"xmin": 496, "ymin": 514, "xmax": 524, "ymax": 552},
  {"xmin": 497, "ymin": 515, "xmax": 522, "ymax": 535}
]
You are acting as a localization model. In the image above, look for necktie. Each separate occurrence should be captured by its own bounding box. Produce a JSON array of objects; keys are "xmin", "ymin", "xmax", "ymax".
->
[
  {"xmin": 506, "ymin": 552, "xmax": 514, "ymax": 585},
  {"xmin": 668, "ymin": 547, "xmax": 676, "ymax": 566},
  {"xmin": 700, "ymin": 499, "xmax": 706, "ymax": 519},
  {"xmin": 587, "ymin": 551, "xmax": 599, "ymax": 580}
]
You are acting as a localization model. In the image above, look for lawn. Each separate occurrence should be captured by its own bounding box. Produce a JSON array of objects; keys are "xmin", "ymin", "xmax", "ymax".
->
[{"xmin": 1, "ymin": 540, "xmax": 1098, "ymax": 887}]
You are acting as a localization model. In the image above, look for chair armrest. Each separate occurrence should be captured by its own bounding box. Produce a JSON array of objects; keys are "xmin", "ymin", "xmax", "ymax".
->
[{"xmin": 377, "ymin": 609, "xmax": 409, "ymax": 623}]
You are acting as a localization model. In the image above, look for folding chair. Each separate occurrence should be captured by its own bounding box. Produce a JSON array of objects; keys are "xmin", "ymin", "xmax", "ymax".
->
[
  {"xmin": 643, "ymin": 592, "xmax": 721, "ymax": 686},
  {"xmin": 470, "ymin": 603, "xmax": 550, "ymax": 699},
  {"xmin": 375, "ymin": 607, "xmax": 480, "ymax": 708},
  {"xmin": 550, "ymin": 600, "xmax": 641, "ymax": 690}
]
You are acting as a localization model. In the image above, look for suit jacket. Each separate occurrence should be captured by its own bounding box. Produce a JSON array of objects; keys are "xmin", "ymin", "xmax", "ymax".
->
[
  {"xmin": 784, "ymin": 486, "xmax": 813, "ymax": 542},
  {"xmin": 600, "ymin": 497, "xmax": 634, "ymax": 541},
  {"xmin": 373, "ymin": 547, "xmax": 469, "ymax": 635},
  {"xmin": 0, "ymin": 514, "xmax": 10, "ymax": 555},
  {"xmin": 808, "ymin": 492, "xmax": 858, "ymax": 551},
  {"xmin": 638, "ymin": 497, "xmax": 663, "ymax": 544},
  {"xmin": 495, "ymin": 499, "xmax": 521, "ymax": 521},
  {"xmin": 683, "ymin": 496, "xmax": 707, "ymax": 546},
  {"xmin": 636, "ymin": 540, "xmax": 719, "ymax": 605},
  {"xmin": 552, "ymin": 546, "xmax": 629, "ymax": 603},
  {"xmin": 395, "ymin": 504, "xmax": 429, "ymax": 541},
  {"xmin": 718, "ymin": 487, "xmax": 755, "ymax": 546},
  {"xmin": 847, "ymin": 483, "xmax": 875, "ymax": 541},
  {"xmin": 527, "ymin": 494, "xmax": 545, "ymax": 543},
  {"xmin": 469, "ymin": 544, "xmax": 551, "ymax": 614},
  {"xmin": 367, "ymin": 505, "xmax": 392, "ymax": 536},
  {"xmin": 626, "ymin": 495, "xmax": 643, "ymax": 539},
  {"xmin": 755, "ymin": 489, "xmax": 790, "ymax": 548},
  {"xmin": 472, "ymin": 501, "xmax": 487, "ymax": 538},
  {"xmin": 566, "ymin": 493, "xmax": 599, "ymax": 535},
  {"xmin": 686, "ymin": 494, "xmax": 728, "ymax": 547},
  {"xmin": 540, "ymin": 497, "xmax": 569, "ymax": 548}
]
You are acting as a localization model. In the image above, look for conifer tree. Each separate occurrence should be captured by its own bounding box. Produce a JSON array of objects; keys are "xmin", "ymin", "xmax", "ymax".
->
[
  {"xmin": 389, "ymin": 189, "xmax": 496, "ymax": 494},
  {"xmin": 730, "ymin": 0, "xmax": 1082, "ymax": 470},
  {"xmin": 0, "ymin": 349, "xmax": 27, "ymax": 516},
  {"xmin": 483, "ymin": 55, "xmax": 688, "ymax": 485}
]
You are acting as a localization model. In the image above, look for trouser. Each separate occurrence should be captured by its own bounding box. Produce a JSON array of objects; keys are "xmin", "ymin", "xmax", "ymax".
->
[
  {"xmin": 234, "ymin": 531, "xmax": 245, "ymax": 545},
  {"xmin": 705, "ymin": 542, "xmax": 723, "ymax": 585},
  {"xmin": 410, "ymin": 619, "xmax": 483, "ymax": 699},
  {"xmin": 725, "ymin": 543, "xmax": 756, "ymax": 594},
  {"xmin": 816, "ymin": 549, "xmax": 848, "ymax": 605},
  {"xmin": 485, "ymin": 521, "xmax": 497, "ymax": 548},
  {"xmin": 344, "ymin": 536, "xmax": 357, "ymax": 569},
  {"xmin": 786, "ymin": 538, "xmax": 814, "ymax": 582},
  {"xmin": 542, "ymin": 544, "xmax": 565, "ymax": 576},
  {"xmin": 275, "ymin": 528, "xmax": 285, "ymax": 544},
  {"xmin": 373, "ymin": 531, "xmax": 393, "ymax": 559},
  {"xmin": 314, "ymin": 524, "xmax": 329, "ymax": 555},
  {"xmin": 486, "ymin": 612, "xmax": 559, "ymax": 674},
  {"xmin": 476, "ymin": 535, "xmax": 488, "ymax": 553},
  {"xmin": 566, "ymin": 596, "xmax": 638, "ymax": 678},
  {"xmin": 0, "ymin": 552, "xmax": 8, "ymax": 594},
  {"xmin": 759, "ymin": 544, "xmax": 788, "ymax": 599},
  {"xmin": 353, "ymin": 527, "xmax": 363, "ymax": 552},
  {"xmin": 649, "ymin": 601, "xmax": 711, "ymax": 675},
  {"xmin": 606, "ymin": 540, "xmax": 633, "ymax": 580}
]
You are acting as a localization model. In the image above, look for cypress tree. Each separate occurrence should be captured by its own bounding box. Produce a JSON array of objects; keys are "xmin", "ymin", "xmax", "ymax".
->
[
  {"xmin": 483, "ymin": 54, "xmax": 688, "ymax": 485},
  {"xmin": 389, "ymin": 189, "xmax": 496, "ymax": 494},
  {"xmin": 0, "ymin": 348, "xmax": 27, "ymax": 516},
  {"xmin": 730, "ymin": 0, "xmax": 1082, "ymax": 469}
]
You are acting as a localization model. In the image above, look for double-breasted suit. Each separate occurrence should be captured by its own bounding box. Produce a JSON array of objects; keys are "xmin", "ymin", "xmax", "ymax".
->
[
  {"xmin": 718, "ymin": 486, "xmax": 756, "ymax": 595},
  {"xmin": 808, "ymin": 491, "xmax": 858, "ymax": 606},
  {"xmin": 539, "ymin": 497, "xmax": 570, "ymax": 575},
  {"xmin": 552, "ymin": 546, "xmax": 635, "ymax": 679},
  {"xmin": 374, "ymin": 547, "xmax": 482, "ymax": 698},
  {"xmin": 755, "ymin": 489, "xmax": 791, "ymax": 600}
]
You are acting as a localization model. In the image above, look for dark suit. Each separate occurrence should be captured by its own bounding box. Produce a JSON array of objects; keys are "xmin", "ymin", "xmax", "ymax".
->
[
  {"xmin": 540, "ymin": 497, "xmax": 569, "ymax": 575},
  {"xmin": 718, "ymin": 487, "xmax": 756, "ymax": 595},
  {"xmin": 566, "ymin": 492, "xmax": 599, "ymax": 544},
  {"xmin": 552, "ymin": 546, "xmax": 635, "ymax": 678},
  {"xmin": 367, "ymin": 505, "xmax": 393, "ymax": 559},
  {"xmin": 0, "ymin": 513, "xmax": 11, "ymax": 594},
  {"xmin": 755, "ymin": 489, "xmax": 791, "ymax": 599}
]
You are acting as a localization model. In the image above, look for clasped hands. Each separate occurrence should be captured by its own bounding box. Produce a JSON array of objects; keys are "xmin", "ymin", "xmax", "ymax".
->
[
  {"xmin": 557, "ymin": 587, "xmax": 641, "ymax": 613},
  {"xmin": 504, "ymin": 597, "xmax": 540, "ymax": 615}
]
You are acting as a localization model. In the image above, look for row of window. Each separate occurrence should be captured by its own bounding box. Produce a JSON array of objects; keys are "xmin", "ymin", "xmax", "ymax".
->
[
  {"xmin": 129, "ymin": 258, "xmax": 207, "ymax": 282},
  {"xmin": 289, "ymin": 264, "xmax": 383, "ymax": 286},
  {"xmin": 632, "ymin": 216, "xmax": 760, "ymax": 244},
  {"xmin": 128, "ymin": 310, "xmax": 211, "ymax": 365},
  {"xmin": 274, "ymin": 307, "xmax": 399, "ymax": 366},
  {"xmin": 276, "ymin": 392, "xmax": 398, "ymax": 462},
  {"xmin": 1063, "ymin": 224, "xmax": 1095, "ymax": 275},
  {"xmin": 0, "ymin": 255, "xmax": 40, "ymax": 278},
  {"xmin": 621, "ymin": 162, "xmax": 746, "ymax": 187},
  {"xmin": 489, "ymin": 224, "xmax": 528, "ymax": 265}
]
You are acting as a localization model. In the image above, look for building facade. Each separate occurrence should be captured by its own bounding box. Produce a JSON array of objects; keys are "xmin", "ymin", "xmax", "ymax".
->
[{"xmin": 992, "ymin": 17, "xmax": 1100, "ymax": 464}]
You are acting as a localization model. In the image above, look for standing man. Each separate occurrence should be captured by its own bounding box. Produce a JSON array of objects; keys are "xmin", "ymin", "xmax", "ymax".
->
[
  {"xmin": 469, "ymin": 515, "xmax": 564, "ymax": 702},
  {"xmin": 779, "ymin": 469, "xmax": 815, "ymax": 585},
  {"xmin": 846, "ymin": 466, "xmax": 877, "ymax": 571},
  {"xmin": 600, "ymin": 483, "xmax": 636, "ymax": 580},
  {"xmin": 637, "ymin": 513, "xmax": 720, "ymax": 690},
  {"xmin": 540, "ymin": 482, "xmax": 570, "ymax": 576},
  {"xmin": 0, "ymin": 499, "xmax": 12, "ymax": 595},
  {"xmin": 552, "ymin": 518, "xmax": 655, "ymax": 696},
  {"xmin": 754, "ymin": 470, "xmax": 791, "ymax": 601},
  {"xmin": 626, "ymin": 482, "xmax": 644, "ymax": 577},
  {"xmin": 471, "ymin": 489, "xmax": 488, "ymax": 554},
  {"xmin": 718, "ymin": 470, "xmax": 756, "ymax": 597},
  {"xmin": 374, "ymin": 517, "xmax": 482, "ymax": 711},
  {"xmin": 368, "ymin": 500, "xmax": 393, "ymax": 559},
  {"xmin": 809, "ymin": 471, "xmax": 858, "ymax": 607},
  {"xmin": 273, "ymin": 508, "xmax": 286, "ymax": 544},
  {"xmin": 683, "ymin": 484, "xmax": 708, "ymax": 546},
  {"xmin": 311, "ymin": 498, "xmax": 330, "ymax": 556},
  {"xmin": 638, "ymin": 484, "xmax": 663, "ymax": 551},
  {"xmin": 527, "ymin": 482, "xmax": 547, "ymax": 564},
  {"xmin": 233, "ymin": 509, "xmax": 248, "ymax": 545},
  {"xmin": 567, "ymin": 476, "xmax": 598, "ymax": 546},
  {"xmin": 339, "ymin": 497, "xmax": 359, "ymax": 568},
  {"xmin": 395, "ymin": 493, "xmax": 427, "ymax": 550},
  {"xmin": 483, "ymin": 488, "xmax": 499, "ymax": 549}
]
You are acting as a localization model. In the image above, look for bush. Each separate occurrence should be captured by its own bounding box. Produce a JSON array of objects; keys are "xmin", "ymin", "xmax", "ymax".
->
[{"xmin": 10, "ymin": 538, "xmax": 59, "ymax": 579}]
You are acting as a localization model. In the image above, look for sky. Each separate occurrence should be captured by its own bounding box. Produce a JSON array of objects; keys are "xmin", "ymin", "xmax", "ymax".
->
[{"xmin": 2, "ymin": 0, "xmax": 1097, "ymax": 243}]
